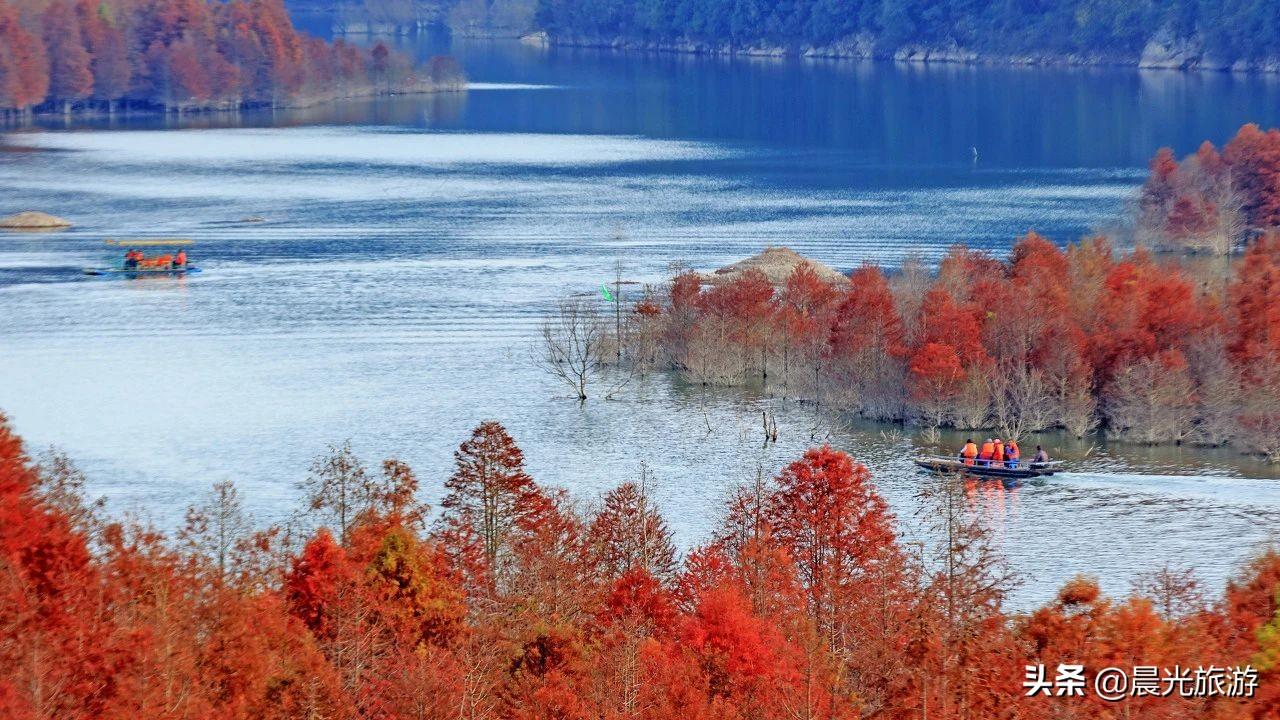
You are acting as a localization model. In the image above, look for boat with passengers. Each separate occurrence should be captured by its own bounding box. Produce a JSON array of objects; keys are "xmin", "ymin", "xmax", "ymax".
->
[
  {"xmin": 83, "ymin": 239, "xmax": 200, "ymax": 276},
  {"xmin": 913, "ymin": 455, "xmax": 1061, "ymax": 480}
]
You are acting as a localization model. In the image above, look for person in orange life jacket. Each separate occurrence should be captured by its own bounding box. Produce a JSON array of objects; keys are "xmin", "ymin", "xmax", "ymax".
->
[
  {"xmin": 959, "ymin": 439, "xmax": 978, "ymax": 466},
  {"xmin": 978, "ymin": 438, "xmax": 995, "ymax": 467},
  {"xmin": 174, "ymin": 249, "xmax": 187, "ymax": 267},
  {"xmin": 993, "ymin": 439, "xmax": 1005, "ymax": 467},
  {"xmin": 1005, "ymin": 439, "xmax": 1021, "ymax": 468},
  {"xmin": 124, "ymin": 249, "xmax": 139, "ymax": 269}
]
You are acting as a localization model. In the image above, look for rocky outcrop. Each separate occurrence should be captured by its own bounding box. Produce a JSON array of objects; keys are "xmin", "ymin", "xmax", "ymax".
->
[
  {"xmin": 802, "ymin": 33, "xmax": 877, "ymax": 59},
  {"xmin": 1139, "ymin": 31, "xmax": 1205, "ymax": 70},
  {"xmin": 536, "ymin": 30, "xmax": 1280, "ymax": 74},
  {"xmin": 892, "ymin": 43, "xmax": 978, "ymax": 63},
  {"xmin": 520, "ymin": 31, "xmax": 549, "ymax": 46},
  {"xmin": 0, "ymin": 211, "xmax": 72, "ymax": 230}
]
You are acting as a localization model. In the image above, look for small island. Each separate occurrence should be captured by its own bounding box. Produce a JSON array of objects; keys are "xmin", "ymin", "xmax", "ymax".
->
[{"xmin": 0, "ymin": 211, "xmax": 72, "ymax": 230}]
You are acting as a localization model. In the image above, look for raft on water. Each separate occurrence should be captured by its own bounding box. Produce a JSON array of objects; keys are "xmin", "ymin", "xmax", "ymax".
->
[
  {"xmin": 913, "ymin": 456, "xmax": 1061, "ymax": 480},
  {"xmin": 83, "ymin": 265, "xmax": 201, "ymax": 276},
  {"xmin": 85, "ymin": 238, "xmax": 199, "ymax": 276}
]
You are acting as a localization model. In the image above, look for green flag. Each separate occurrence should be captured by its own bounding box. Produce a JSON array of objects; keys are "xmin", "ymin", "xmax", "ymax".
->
[{"xmin": 600, "ymin": 284, "xmax": 615, "ymax": 302}]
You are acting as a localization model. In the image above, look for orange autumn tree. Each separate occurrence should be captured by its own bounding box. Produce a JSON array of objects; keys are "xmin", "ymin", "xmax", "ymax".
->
[
  {"xmin": 0, "ymin": 1, "xmax": 48, "ymax": 112},
  {"xmin": 0, "ymin": 414, "xmax": 130, "ymax": 719},
  {"xmin": 638, "ymin": 233, "xmax": 1280, "ymax": 458},
  {"xmin": 762, "ymin": 446, "xmax": 915, "ymax": 716},
  {"xmin": 438, "ymin": 420, "xmax": 544, "ymax": 588},
  {"xmin": 909, "ymin": 341, "xmax": 964, "ymax": 430},
  {"xmin": 827, "ymin": 264, "xmax": 907, "ymax": 418},
  {"xmin": 0, "ymin": 0, "xmax": 461, "ymax": 113},
  {"xmin": 4, "ymin": 413, "xmax": 1280, "ymax": 718},
  {"xmin": 1137, "ymin": 123, "xmax": 1280, "ymax": 252}
]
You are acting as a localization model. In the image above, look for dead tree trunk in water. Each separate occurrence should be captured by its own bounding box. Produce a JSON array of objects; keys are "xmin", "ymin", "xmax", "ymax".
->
[{"xmin": 534, "ymin": 297, "xmax": 607, "ymax": 401}]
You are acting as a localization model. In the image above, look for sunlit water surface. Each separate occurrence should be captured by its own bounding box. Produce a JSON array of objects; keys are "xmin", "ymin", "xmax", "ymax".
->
[{"xmin": 3, "ymin": 40, "xmax": 1280, "ymax": 608}]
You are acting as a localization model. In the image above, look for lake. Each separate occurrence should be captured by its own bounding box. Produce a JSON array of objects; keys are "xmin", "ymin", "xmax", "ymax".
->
[{"xmin": 2, "ymin": 38, "xmax": 1280, "ymax": 608}]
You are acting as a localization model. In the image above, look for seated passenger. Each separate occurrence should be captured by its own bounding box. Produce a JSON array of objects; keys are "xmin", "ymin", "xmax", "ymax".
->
[
  {"xmin": 1005, "ymin": 439, "xmax": 1020, "ymax": 468},
  {"xmin": 978, "ymin": 438, "xmax": 994, "ymax": 467},
  {"xmin": 960, "ymin": 439, "xmax": 978, "ymax": 466}
]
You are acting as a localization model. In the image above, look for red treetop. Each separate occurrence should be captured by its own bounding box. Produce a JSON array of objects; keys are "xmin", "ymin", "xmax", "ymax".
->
[
  {"xmin": 440, "ymin": 420, "xmax": 542, "ymax": 577},
  {"xmin": 765, "ymin": 446, "xmax": 898, "ymax": 628}
]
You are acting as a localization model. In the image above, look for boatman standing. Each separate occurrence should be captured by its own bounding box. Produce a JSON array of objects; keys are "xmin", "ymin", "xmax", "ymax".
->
[
  {"xmin": 960, "ymin": 439, "xmax": 978, "ymax": 466},
  {"xmin": 1032, "ymin": 446, "xmax": 1050, "ymax": 465}
]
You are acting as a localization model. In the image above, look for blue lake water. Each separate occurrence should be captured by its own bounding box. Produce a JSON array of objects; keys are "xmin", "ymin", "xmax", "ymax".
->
[{"xmin": 2, "ymin": 39, "xmax": 1280, "ymax": 608}]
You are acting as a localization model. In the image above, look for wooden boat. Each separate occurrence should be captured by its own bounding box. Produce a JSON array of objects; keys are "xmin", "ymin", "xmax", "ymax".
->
[
  {"xmin": 913, "ymin": 456, "xmax": 1061, "ymax": 480},
  {"xmin": 83, "ymin": 265, "xmax": 200, "ymax": 276},
  {"xmin": 86, "ymin": 239, "xmax": 199, "ymax": 276}
]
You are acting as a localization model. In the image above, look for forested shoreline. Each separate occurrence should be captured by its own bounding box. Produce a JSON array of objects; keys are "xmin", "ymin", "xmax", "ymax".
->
[
  {"xmin": 598, "ymin": 233, "xmax": 1280, "ymax": 459},
  {"xmin": 2, "ymin": 415, "xmax": 1278, "ymax": 719},
  {"xmin": 518, "ymin": 124, "xmax": 1280, "ymax": 460},
  {"xmin": 530, "ymin": 0, "xmax": 1280, "ymax": 70},
  {"xmin": 1138, "ymin": 124, "xmax": 1280, "ymax": 254},
  {"xmin": 0, "ymin": 0, "xmax": 465, "ymax": 117}
]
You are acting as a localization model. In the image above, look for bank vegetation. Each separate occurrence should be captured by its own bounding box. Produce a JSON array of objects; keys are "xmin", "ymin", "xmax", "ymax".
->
[
  {"xmin": 0, "ymin": 0, "xmax": 465, "ymax": 118},
  {"xmin": 1, "ymin": 415, "xmax": 1278, "ymax": 719},
  {"xmin": 555, "ymin": 232, "xmax": 1280, "ymax": 460}
]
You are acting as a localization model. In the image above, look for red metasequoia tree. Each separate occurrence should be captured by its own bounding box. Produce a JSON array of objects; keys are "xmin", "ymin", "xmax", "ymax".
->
[{"xmin": 438, "ymin": 420, "xmax": 543, "ymax": 588}]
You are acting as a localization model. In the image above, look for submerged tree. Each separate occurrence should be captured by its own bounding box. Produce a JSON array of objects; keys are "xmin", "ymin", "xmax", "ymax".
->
[{"xmin": 536, "ymin": 297, "xmax": 608, "ymax": 401}]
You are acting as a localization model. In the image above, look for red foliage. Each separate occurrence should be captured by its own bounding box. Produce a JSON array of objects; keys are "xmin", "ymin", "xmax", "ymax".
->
[
  {"xmin": 1166, "ymin": 194, "xmax": 1218, "ymax": 237},
  {"xmin": 284, "ymin": 528, "xmax": 351, "ymax": 638},
  {"xmin": 917, "ymin": 286, "xmax": 989, "ymax": 367},
  {"xmin": 828, "ymin": 264, "xmax": 905, "ymax": 358},
  {"xmin": 777, "ymin": 262, "xmax": 839, "ymax": 354},
  {"xmin": 0, "ymin": 1, "xmax": 49, "ymax": 110},
  {"xmin": 0, "ymin": 415, "xmax": 133, "ymax": 719},
  {"xmin": 41, "ymin": 1, "xmax": 93, "ymax": 104},
  {"xmin": 1228, "ymin": 234, "xmax": 1280, "ymax": 371},
  {"xmin": 1223, "ymin": 123, "xmax": 1280, "ymax": 229},
  {"xmin": 1088, "ymin": 253, "xmax": 1203, "ymax": 382},
  {"xmin": 602, "ymin": 567, "xmax": 679, "ymax": 633},
  {"xmin": 0, "ymin": 0, "xmax": 451, "ymax": 111},
  {"xmin": 680, "ymin": 581, "xmax": 790, "ymax": 705},
  {"xmin": 700, "ymin": 269, "xmax": 777, "ymax": 356},
  {"xmin": 908, "ymin": 341, "xmax": 963, "ymax": 401},
  {"xmin": 1143, "ymin": 123, "xmax": 1280, "ymax": 239},
  {"xmin": 765, "ymin": 447, "xmax": 898, "ymax": 629},
  {"xmin": 440, "ymin": 420, "xmax": 542, "ymax": 582},
  {"xmin": 1, "ymin": 410, "xmax": 1280, "ymax": 718}
]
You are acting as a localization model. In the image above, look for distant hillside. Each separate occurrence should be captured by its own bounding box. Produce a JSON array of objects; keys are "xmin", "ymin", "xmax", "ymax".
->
[{"xmin": 528, "ymin": 0, "xmax": 1280, "ymax": 71}]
